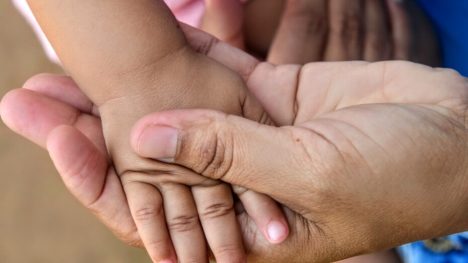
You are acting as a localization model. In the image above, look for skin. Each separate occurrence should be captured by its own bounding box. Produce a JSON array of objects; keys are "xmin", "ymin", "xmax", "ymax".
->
[
  {"xmin": 1, "ymin": 0, "xmax": 443, "ymax": 261},
  {"xmin": 131, "ymin": 55, "xmax": 468, "ymax": 263},
  {"xmin": 25, "ymin": 1, "xmax": 288, "ymax": 262},
  {"xmin": 203, "ymin": 0, "xmax": 440, "ymax": 65},
  {"xmin": 2, "ymin": 28, "xmax": 467, "ymax": 262}
]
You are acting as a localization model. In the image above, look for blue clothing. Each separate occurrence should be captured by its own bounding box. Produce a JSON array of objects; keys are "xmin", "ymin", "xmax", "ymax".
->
[
  {"xmin": 416, "ymin": 0, "xmax": 468, "ymax": 76},
  {"xmin": 399, "ymin": 233, "xmax": 468, "ymax": 263},
  {"xmin": 398, "ymin": 1, "xmax": 468, "ymax": 262}
]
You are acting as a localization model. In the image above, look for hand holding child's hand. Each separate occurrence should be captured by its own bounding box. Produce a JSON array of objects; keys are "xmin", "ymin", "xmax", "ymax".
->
[{"xmin": 23, "ymin": 1, "xmax": 288, "ymax": 262}]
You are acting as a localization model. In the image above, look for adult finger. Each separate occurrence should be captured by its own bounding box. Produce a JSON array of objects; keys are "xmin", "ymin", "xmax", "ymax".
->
[
  {"xmin": 130, "ymin": 109, "xmax": 310, "ymax": 203},
  {"xmin": 200, "ymin": 0, "xmax": 245, "ymax": 49},
  {"xmin": 0, "ymin": 88, "xmax": 104, "ymax": 151},
  {"xmin": 324, "ymin": 0, "xmax": 365, "ymax": 60},
  {"xmin": 47, "ymin": 126, "xmax": 141, "ymax": 247},
  {"xmin": 386, "ymin": 0, "xmax": 411, "ymax": 60},
  {"xmin": 1, "ymin": 85, "xmax": 141, "ymax": 246},
  {"xmin": 363, "ymin": 0, "xmax": 392, "ymax": 61},
  {"xmin": 268, "ymin": 0, "xmax": 328, "ymax": 64},
  {"xmin": 21, "ymin": 73, "xmax": 98, "ymax": 116}
]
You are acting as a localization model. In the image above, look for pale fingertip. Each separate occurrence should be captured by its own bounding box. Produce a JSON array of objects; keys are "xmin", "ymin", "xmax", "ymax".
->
[{"xmin": 267, "ymin": 221, "xmax": 289, "ymax": 244}]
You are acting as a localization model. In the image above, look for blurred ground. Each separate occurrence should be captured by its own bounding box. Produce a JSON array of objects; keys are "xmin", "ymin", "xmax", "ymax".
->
[{"xmin": 0, "ymin": 1, "xmax": 148, "ymax": 262}]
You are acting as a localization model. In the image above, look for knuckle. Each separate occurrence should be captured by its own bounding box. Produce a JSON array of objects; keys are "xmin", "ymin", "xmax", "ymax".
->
[
  {"xmin": 133, "ymin": 206, "xmax": 163, "ymax": 223},
  {"xmin": 113, "ymin": 225, "xmax": 143, "ymax": 248},
  {"xmin": 193, "ymin": 36, "xmax": 219, "ymax": 55},
  {"xmin": 187, "ymin": 124, "xmax": 234, "ymax": 180},
  {"xmin": 145, "ymin": 239, "xmax": 170, "ymax": 257},
  {"xmin": 199, "ymin": 201, "xmax": 234, "ymax": 220},
  {"xmin": 167, "ymin": 214, "xmax": 200, "ymax": 232},
  {"xmin": 211, "ymin": 243, "xmax": 244, "ymax": 263}
]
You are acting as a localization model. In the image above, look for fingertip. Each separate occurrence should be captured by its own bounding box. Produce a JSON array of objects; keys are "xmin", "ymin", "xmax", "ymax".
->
[
  {"xmin": 22, "ymin": 73, "xmax": 94, "ymax": 113},
  {"xmin": 236, "ymin": 190, "xmax": 290, "ymax": 244},
  {"xmin": 0, "ymin": 89, "xmax": 17, "ymax": 126},
  {"xmin": 266, "ymin": 220, "xmax": 289, "ymax": 244},
  {"xmin": 0, "ymin": 89, "xmax": 33, "ymax": 134},
  {"xmin": 22, "ymin": 73, "xmax": 61, "ymax": 91}
]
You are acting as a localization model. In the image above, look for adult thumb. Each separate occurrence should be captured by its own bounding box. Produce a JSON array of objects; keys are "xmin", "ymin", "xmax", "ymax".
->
[{"xmin": 130, "ymin": 109, "xmax": 307, "ymax": 199}]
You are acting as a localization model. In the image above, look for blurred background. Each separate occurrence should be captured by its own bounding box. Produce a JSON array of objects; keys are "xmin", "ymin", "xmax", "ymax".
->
[{"xmin": 0, "ymin": 1, "xmax": 149, "ymax": 262}]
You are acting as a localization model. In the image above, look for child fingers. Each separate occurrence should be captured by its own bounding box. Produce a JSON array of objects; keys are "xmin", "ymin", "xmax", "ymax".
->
[
  {"xmin": 161, "ymin": 183, "xmax": 208, "ymax": 263},
  {"xmin": 124, "ymin": 180, "xmax": 176, "ymax": 263},
  {"xmin": 192, "ymin": 184, "xmax": 246, "ymax": 263},
  {"xmin": 233, "ymin": 187, "xmax": 289, "ymax": 244}
]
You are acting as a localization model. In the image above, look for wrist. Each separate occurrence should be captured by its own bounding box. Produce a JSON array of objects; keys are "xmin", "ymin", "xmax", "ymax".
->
[{"xmin": 85, "ymin": 45, "xmax": 194, "ymax": 107}]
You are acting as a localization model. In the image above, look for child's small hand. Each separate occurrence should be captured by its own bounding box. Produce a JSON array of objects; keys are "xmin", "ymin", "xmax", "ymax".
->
[
  {"xmin": 25, "ymin": 1, "xmax": 289, "ymax": 262},
  {"xmin": 99, "ymin": 48, "xmax": 288, "ymax": 263}
]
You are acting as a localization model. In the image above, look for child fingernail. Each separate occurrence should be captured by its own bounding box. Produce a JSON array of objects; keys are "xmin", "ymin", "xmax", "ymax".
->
[
  {"xmin": 137, "ymin": 125, "xmax": 178, "ymax": 161},
  {"xmin": 267, "ymin": 221, "xmax": 287, "ymax": 243}
]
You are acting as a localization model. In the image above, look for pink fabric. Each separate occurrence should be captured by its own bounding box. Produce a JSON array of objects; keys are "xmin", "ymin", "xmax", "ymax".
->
[{"xmin": 12, "ymin": 0, "xmax": 206, "ymax": 64}]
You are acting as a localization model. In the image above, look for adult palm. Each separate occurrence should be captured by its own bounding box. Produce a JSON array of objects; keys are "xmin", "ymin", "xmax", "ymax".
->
[{"xmin": 2, "ymin": 27, "xmax": 468, "ymax": 262}]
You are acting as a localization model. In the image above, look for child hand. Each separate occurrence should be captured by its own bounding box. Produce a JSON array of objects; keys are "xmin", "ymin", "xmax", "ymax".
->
[
  {"xmin": 99, "ymin": 47, "xmax": 288, "ymax": 263},
  {"xmin": 25, "ymin": 1, "xmax": 289, "ymax": 262}
]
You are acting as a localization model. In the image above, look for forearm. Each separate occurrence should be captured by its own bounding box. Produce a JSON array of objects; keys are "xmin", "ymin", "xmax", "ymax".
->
[{"xmin": 26, "ymin": 0, "xmax": 187, "ymax": 105}]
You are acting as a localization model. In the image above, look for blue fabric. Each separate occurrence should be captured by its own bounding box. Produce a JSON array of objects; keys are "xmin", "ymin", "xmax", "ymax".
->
[
  {"xmin": 397, "ymin": 1, "xmax": 468, "ymax": 262},
  {"xmin": 415, "ymin": 0, "xmax": 468, "ymax": 76},
  {"xmin": 398, "ymin": 233, "xmax": 468, "ymax": 263}
]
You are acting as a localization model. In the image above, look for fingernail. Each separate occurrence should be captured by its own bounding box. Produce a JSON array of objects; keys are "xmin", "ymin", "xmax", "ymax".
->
[
  {"xmin": 137, "ymin": 125, "xmax": 179, "ymax": 161},
  {"xmin": 267, "ymin": 221, "xmax": 287, "ymax": 243},
  {"xmin": 159, "ymin": 259, "xmax": 175, "ymax": 263}
]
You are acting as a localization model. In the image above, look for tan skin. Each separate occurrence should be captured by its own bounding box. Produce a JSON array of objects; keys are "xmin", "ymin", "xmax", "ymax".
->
[
  {"xmin": 26, "ymin": 1, "xmax": 288, "ymax": 263},
  {"xmin": 6, "ymin": 0, "xmax": 440, "ymax": 262},
  {"xmin": 132, "ymin": 61, "xmax": 468, "ymax": 262},
  {"xmin": 203, "ymin": 0, "xmax": 440, "ymax": 65},
  {"xmin": 2, "ymin": 30, "xmax": 467, "ymax": 262}
]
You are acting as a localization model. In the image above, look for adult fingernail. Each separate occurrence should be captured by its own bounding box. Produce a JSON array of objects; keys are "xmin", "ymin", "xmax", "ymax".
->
[
  {"xmin": 137, "ymin": 125, "xmax": 178, "ymax": 162},
  {"xmin": 267, "ymin": 221, "xmax": 287, "ymax": 243}
]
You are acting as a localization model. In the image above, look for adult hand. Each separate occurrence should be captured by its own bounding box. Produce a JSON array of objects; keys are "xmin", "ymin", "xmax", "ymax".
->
[
  {"xmin": 2, "ymin": 27, "xmax": 466, "ymax": 262},
  {"xmin": 130, "ymin": 60, "xmax": 468, "ymax": 262},
  {"xmin": 203, "ymin": 0, "xmax": 440, "ymax": 65}
]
